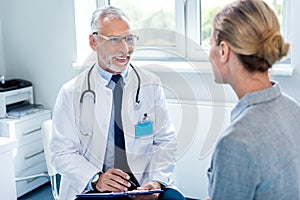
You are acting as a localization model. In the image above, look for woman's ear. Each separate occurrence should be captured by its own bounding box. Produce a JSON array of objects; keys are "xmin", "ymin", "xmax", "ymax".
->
[
  {"xmin": 89, "ymin": 34, "xmax": 97, "ymax": 50},
  {"xmin": 218, "ymin": 41, "xmax": 230, "ymax": 63}
]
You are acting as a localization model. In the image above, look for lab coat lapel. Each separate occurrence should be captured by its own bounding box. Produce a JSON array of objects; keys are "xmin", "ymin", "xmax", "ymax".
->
[
  {"xmin": 123, "ymin": 67, "xmax": 139, "ymax": 139},
  {"xmin": 122, "ymin": 68, "xmax": 149, "ymax": 181},
  {"xmin": 87, "ymin": 67, "xmax": 112, "ymax": 168}
]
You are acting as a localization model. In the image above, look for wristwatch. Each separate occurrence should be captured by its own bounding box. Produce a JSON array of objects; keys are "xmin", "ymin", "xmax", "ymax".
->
[
  {"xmin": 92, "ymin": 173, "xmax": 100, "ymax": 183},
  {"xmin": 91, "ymin": 172, "xmax": 102, "ymax": 191}
]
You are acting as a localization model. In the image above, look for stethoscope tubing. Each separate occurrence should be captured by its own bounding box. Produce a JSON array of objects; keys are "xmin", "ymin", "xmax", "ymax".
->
[
  {"xmin": 80, "ymin": 62, "xmax": 141, "ymax": 110},
  {"xmin": 80, "ymin": 63, "xmax": 141, "ymax": 105},
  {"xmin": 78, "ymin": 63, "xmax": 141, "ymax": 138},
  {"xmin": 80, "ymin": 64, "xmax": 96, "ymax": 104},
  {"xmin": 129, "ymin": 63, "xmax": 141, "ymax": 105}
]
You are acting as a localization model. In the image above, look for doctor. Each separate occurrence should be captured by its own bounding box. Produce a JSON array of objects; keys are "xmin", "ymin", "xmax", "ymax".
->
[{"xmin": 50, "ymin": 5, "xmax": 185, "ymax": 200}]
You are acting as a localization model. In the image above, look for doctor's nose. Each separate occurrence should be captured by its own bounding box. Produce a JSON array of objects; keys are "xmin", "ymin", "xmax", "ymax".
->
[{"xmin": 119, "ymin": 39, "xmax": 130, "ymax": 53}]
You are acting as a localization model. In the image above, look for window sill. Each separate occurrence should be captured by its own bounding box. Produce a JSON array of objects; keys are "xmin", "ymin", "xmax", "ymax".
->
[
  {"xmin": 134, "ymin": 60, "xmax": 294, "ymax": 77},
  {"xmin": 269, "ymin": 63, "xmax": 294, "ymax": 77},
  {"xmin": 134, "ymin": 60, "xmax": 213, "ymax": 74},
  {"xmin": 72, "ymin": 56, "xmax": 294, "ymax": 77}
]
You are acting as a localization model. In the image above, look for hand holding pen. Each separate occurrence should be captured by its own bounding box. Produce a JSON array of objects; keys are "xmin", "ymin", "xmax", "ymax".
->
[
  {"xmin": 93, "ymin": 168, "xmax": 134, "ymax": 192},
  {"xmin": 93, "ymin": 168, "xmax": 139, "ymax": 192}
]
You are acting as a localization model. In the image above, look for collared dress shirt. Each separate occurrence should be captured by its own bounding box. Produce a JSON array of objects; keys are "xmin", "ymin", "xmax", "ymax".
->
[
  {"xmin": 86, "ymin": 64, "xmax": 128, "ymax": 191},
  {"xmin": 96, "ymin": 65, "xmax": 128, "ymax": 172}
]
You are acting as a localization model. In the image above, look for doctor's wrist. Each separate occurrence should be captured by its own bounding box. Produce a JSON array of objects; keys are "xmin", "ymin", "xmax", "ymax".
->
[
  {"xmin": 91, "ymin": 172, "xmax": 102, "ymax": 192},
  {"xmin": 155, "ymin": 181, "xmax": 166, "ymax": 190}
]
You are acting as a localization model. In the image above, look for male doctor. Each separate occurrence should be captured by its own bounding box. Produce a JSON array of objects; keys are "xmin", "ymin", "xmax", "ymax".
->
[{"xmin": 50, "ymin": 5, "xmax": 185, "ymax": 200}]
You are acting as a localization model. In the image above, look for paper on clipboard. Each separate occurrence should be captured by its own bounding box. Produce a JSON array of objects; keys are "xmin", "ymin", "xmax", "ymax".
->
[{"xmin": 76, "ymin": 189, "xmax": 164, "ymax": 198}]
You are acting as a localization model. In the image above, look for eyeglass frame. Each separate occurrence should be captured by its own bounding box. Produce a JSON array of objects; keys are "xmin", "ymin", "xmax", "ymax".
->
[{"xmin": 92, "ymin": 32, "xmax": 139, "ymax": 46}]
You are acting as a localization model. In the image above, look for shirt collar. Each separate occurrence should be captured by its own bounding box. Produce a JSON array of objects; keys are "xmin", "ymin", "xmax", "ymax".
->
[
  {"xmin": 231, "ymin": 81, "xmax": 282, "ymax": 121},
  {"xmin": 95, "ymin": 63, "xmax": 129, "ymax": 88},
  {"xmin": 96, "ymin": 63, "xmax": 129, "ymax": 80}
]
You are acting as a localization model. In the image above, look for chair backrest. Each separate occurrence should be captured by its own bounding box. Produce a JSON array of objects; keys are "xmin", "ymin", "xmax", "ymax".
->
[
  {"xmin": 41, "ymin": 119, "xmax": 57, "ymax": 176},
  {"xmin": 41, "ymin": 119, "xmax": 59, "ymax": 200}
]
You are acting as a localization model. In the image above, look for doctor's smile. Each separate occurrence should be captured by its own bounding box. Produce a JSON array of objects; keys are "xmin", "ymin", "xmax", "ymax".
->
[{"xmin": 112, "ymin": 54, "xmax": 131, "ymax": 66}]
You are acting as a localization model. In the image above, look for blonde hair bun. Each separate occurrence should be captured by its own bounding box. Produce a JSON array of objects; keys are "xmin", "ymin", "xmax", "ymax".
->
[{"xmin": 259, "ymin": 31, "xmax": 289, "ymax": 66}]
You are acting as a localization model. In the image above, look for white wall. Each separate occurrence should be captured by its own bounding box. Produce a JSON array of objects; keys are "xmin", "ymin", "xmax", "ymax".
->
[
  {"xmin": 0, "ymin": 15, "xmax": 5, "ymax": 75},
  {"xmin": 167, "ymin": 100, "xmax": 233, "ymax": 199},
  {"xmin": 0, "ymin": 0, "xmax": 79, "ymax": 109}
]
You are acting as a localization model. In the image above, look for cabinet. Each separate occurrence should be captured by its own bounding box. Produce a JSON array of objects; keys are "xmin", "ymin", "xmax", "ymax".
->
[
  {"xmin": 0, "ymin": 137, "xmax": 17, "ymax": 200},
  {"xmin": 0, "ymin": 110, "xmax": 51, "ymax": 197}
]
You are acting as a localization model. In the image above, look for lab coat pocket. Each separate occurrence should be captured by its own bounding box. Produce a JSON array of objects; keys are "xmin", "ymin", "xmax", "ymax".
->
[
  {"xmin": 125, "ymin": 132, "xmax": 153, "ymax": 161},
  {"xmin": 126, "ymin": 135, "xmax": 153, "ymax": 175}
]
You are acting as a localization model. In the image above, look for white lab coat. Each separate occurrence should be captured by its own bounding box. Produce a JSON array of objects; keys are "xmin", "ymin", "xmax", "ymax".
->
[{"xmin": 50, "ymin": 65, "xmax": 178, "ymax": 200}]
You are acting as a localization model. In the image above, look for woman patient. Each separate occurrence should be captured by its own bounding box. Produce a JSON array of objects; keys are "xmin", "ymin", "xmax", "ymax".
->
[{"xmin": 206, "ymin": 0, "xmax": 300, "ymax": 199}]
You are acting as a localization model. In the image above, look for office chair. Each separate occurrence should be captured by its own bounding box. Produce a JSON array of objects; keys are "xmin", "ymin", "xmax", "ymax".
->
[{"xmin": 41, "ymin": 119, "xmax": 59, "ymax": 200}]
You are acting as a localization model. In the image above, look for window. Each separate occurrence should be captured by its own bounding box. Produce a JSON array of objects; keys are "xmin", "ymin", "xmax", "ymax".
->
[{"xmin": 74, "ymin": 0, "xmax": 292, "ymax": 74}]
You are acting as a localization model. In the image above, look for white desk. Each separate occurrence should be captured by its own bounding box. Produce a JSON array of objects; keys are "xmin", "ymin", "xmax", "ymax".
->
[{"xmin": 0, "ymin": 137, "xmax": 17, "ymax": 200}]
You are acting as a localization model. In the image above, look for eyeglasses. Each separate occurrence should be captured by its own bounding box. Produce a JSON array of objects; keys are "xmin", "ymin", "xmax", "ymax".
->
[{"xmin": 93, "ymin": 32, "xmax": 139, "ymax": 46}]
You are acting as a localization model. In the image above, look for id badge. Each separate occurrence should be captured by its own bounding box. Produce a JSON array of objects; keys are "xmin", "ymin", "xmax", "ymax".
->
[{"xmin": 135, "ymin": 113, "xmax": 153, "ymax": 137}]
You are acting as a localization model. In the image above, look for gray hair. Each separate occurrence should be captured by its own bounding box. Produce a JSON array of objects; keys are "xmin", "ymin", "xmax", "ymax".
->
[{"xmin": 90, "ymin": 6, "xmax": 131, "ymax": 33}]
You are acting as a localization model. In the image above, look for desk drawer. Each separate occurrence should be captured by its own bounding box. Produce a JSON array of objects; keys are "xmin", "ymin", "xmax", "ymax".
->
[
  {"xmin": 14, "ymin": 112, "xmax": 51, "ymax": 145},
  {"xmin": 0, "ymin": 111, "xmax": 51, "ymax": 145},
  {"xmin": 16, "ymin": 161, "xmax": 48, "ymax": 198},
  {"xmin": 14, "ymin": 139, "xmax": 45, "ymax": 174}
]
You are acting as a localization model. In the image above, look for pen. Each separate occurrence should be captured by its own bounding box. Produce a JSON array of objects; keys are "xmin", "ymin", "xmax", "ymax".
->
[{"xmin": 128, "ymin": 179, "xmax": 137, "ymax": 188}]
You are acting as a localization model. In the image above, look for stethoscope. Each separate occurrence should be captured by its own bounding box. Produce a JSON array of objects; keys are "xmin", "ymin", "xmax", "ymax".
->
[{"xmin": 79, "ymin": 63, "xmax": 141, "ymax": 136}]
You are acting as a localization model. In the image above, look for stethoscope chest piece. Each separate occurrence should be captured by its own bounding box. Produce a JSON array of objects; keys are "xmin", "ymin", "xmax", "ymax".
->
[{"xmin": 134, "ymin": 101, "xmax": 141, "ymax": 110}]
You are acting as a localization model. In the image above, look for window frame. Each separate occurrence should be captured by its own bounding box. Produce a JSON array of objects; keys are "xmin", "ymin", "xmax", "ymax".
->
[{"xmin": 73, "ymin": 0, "xmax": 293, "ymax": 76}]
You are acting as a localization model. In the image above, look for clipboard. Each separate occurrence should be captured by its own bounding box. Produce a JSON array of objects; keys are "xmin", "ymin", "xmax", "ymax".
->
[{"xmin": 76, "ymin": 189, "xmax": 164, "ymax": 198}]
